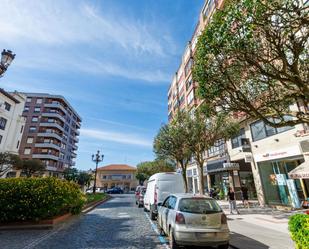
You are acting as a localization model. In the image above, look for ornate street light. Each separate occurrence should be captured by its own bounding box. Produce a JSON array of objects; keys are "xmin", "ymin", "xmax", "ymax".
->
[
  {"xmin": 92, "ymin": 150, "xmax": 104, "ymax": 194},
  {"xmin": 0, "ymin": 49, "xmax": 15, "ymax": 77}
]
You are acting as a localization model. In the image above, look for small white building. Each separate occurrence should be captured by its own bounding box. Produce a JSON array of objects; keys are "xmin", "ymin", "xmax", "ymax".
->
[{"xmin": 0, "ymin": 89, "xmax": 26, "ymax": 177}]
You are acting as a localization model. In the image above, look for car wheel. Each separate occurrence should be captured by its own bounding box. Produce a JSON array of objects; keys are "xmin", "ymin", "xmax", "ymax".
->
[
  {"xmin": 150, "ymin": 210, "xmax": 156, "ymax": 220},
  {"xmin": 138, "ymin": 202, "xmax": 142, "ymax": 208},
  {"xmin": 144, "ymin": 207, "xmax": 148, "ymax": 212},
  {"xmin": 218, "ymin": 243, "xmax": 229, "ymax": 249},
  {"xmin": 169, "ymin": 229, "xmax": 178, "ymax": 249}
]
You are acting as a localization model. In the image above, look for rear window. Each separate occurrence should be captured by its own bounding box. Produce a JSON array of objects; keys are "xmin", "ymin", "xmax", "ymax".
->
[{"xmin": 178, "ymin": 198, "xmax": 222, "ymax": 214}]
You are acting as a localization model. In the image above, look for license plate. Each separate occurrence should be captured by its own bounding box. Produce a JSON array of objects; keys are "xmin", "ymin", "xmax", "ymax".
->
[{"xmin": 196, "ymin": 232, "xmax": 216, "ymax": 239}]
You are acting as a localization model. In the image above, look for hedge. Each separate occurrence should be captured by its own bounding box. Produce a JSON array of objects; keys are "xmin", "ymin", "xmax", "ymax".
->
[
  {"xmin": 288, "ymin": 214, "xmax": 309, "ymax": 249},
  {"xmin": 0, "ymin": 177, "xmax": 86, "ymax": 222}
]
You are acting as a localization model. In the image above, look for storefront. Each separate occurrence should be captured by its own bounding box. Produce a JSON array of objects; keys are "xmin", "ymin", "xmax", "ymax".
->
[{"xmin": 255, "ymin": 146, "xmax": 307, "ymax": 208}]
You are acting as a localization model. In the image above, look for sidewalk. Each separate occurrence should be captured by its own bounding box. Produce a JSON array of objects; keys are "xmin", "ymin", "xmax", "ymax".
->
[{"xmin": 217, "ymin": 200, "xmax": 295, "ymax": 249}]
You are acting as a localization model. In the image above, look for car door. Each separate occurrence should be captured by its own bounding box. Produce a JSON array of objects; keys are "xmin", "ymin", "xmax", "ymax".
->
[
  {"xmin": 160, "ymin": 196, "xmax": 170, "ymax": 234},
  {"xmin": 166, "ymin": 196, "xmax": 177, "ymax": 231}
]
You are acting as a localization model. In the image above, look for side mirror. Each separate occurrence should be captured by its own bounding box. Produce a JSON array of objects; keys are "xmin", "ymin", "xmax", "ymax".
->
[{"xmin": 157, "ymin": 202, "xmax": 163, "ymax": 207}]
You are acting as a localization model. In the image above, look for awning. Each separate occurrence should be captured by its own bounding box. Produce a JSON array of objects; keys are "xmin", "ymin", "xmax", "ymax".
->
[{"xmin": 288, "ymin": 161, "xmax": 309, "ymax": 179}]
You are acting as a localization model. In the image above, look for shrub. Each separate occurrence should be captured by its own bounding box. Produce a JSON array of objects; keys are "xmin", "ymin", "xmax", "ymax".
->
[
  {"xmin": 0, "ymin": 177, "xmax": 86, "ymax": 222},
  {"xmin": 288, "ymin": 214, "xmax": 309, "ymax": 249}
]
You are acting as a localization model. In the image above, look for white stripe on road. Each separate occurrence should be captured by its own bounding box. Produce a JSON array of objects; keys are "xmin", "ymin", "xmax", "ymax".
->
[{"xmin": 144, "ymin": 213, "xmax": 170, "ymax": 249}]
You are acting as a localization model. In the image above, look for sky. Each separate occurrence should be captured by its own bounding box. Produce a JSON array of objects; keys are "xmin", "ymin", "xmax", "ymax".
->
[{"xmin": 0, "ymin": 0, "xmax": 204, "ymax": 170}]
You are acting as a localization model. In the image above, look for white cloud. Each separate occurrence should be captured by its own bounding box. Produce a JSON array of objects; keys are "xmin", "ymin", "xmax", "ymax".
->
[
  {"xmin": 0, "ymin": 0, "xmax": 169, "ymax": 55},
  {"xmin": 81, "ymin": 128, "xmax": 152, "ymax": 147}
]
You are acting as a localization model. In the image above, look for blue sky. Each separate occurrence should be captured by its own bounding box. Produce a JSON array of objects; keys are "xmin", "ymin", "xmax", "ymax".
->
[{"xmin": 0, "ymin": 0, "xmax": 204, "ymax": 170}]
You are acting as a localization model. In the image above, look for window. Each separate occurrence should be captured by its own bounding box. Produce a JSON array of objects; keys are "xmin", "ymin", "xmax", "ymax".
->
[
  {"xmin": 0, "ymin": 117, "xmax": 7, "ymax": 130},
  {"xmin": 168, "ymin": 196, "xmax": 177, "ymax": 209},
  {"xmin": 26, "ymin": 97, "xmax": 32, "ymax": 103},
  {"xmin": 34, "ymin": 107, "xmax": 41, "ymax": 113},
  {"xmin": 186, "ymin": 77, "xmax": 193, "ymax": 90},
  {"xmin": 36, "ymin": 98, "xmax": 43, "ymax": 104},
  {"xmin": 102, "ymin": 175, "xmax": 107, "ymax": 179},
  {"xmin": 231, "ymin": 128, "xmax": 246, "ymax": 149},
  {"xmin": 208, "ymin": 139, "xmax": 225, "ymax": 157},
  {"xmin": 27, "ymin": 137, "xmax": 34, "ymax": 144},
  {"xmin": 179, "ymin": 198, "xmax": 222, "ymax": 214},
  {"xmin": 16, "ymin": 140, "xmax": 20, "ymax": 149},
  {"xmin": 250, "ymin": 116, "xmax": 294, "ymax": 141},
  {"xmin": 4, "ymin": 102, "xmax": 11, "ymax": 111},
  {"xmin": 20, "ymin": 125, "xmax": 24, "ymax": 133},
  {"xmin": 24, "ymin": 107, "xmax": 29, "ymax": 112},
  {"xmin": 184, "ymin": 58, "xmax": 193, "ymax": 76},
  {"xmin": 0, "ymin": 135, "xmax": 2, "ymax": 144},
  {"xmin": 32, "ymin": 117, "xmax": 39, "ymax": 122},
  {"xmin": 24, "ymin": 148, "xmax": 31, "ymax": 155},
  {"xmin": 29, "ymin": 126, "xmax": 36, "ymax": 133},
  {"xmin": 187, "ymin": 90, "xmax": 194, "ymax": 104}
]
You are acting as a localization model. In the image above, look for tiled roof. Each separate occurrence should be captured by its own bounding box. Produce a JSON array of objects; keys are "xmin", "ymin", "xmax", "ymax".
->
[{"xmin": 97, "ymin": 164, "xmax": 136, "ymax": 171}]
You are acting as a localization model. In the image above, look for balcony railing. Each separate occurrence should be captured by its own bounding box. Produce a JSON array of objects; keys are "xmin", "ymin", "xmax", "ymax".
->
[
  {"xmin": 41, "ymin": 112, "xmax": 66, "ymax": 123},
  {"xmin": 33, "ymin": 153, "xmax": 59, "ymax": 161},
  {"xmin": 44, "ymin": 102, "xmax": 66, "ymax": 114},
  {"xmin": 40, "ymin": 122, "xmax": 64, "ymax": 131},
  {"xmin": 37, "ymin": 132, "xmax": 63, "ymax": 141},
  {"xmin": 35, "ymin": 143, "xmax": 61, "ymax": 151}
]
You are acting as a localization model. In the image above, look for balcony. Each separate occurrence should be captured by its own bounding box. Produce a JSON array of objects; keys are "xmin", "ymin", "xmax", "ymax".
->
[
  {"xmin": 33, "ymin": 153, "xmax": 59, "ymax": 161},
  {"xmin": 72, "ymin": 144, "xmax": 78, "ymax": 150},
  {"xmin": 73, "ymin": 136, "xmax": 79, "ymax": 143},
  {"xmin": 40, "ymin": 122, "xmax": 64, "ymax": 131},
  {"xmin": 71, "ymin": 152, "xmax": 77, "ymax": 158},
  {"xmin": 35, "ymin": 143, "xmax": 61, "ymax": 151},
  {"xmin": 37, "ymin": 132, "xmax": 62, "ymax": 141},
  {"xmin": 46, "ymin": 165, "xmax": 58, "ymax": 171},
  {"xmin": 44, "ymin": 102, "xmax": 66, "ymax": 114},
  {"xmin": 75, "ymin": 130, "xmax": 80, "ymax": 136},
  {"xmin": 42, "ymin": 112, "xmax": 66, "ymax": 123}
]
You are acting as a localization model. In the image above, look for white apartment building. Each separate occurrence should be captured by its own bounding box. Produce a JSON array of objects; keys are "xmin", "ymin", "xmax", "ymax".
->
[{"xmin": 0, "ymin": 89, "xmax": 26, "ymax": 177}]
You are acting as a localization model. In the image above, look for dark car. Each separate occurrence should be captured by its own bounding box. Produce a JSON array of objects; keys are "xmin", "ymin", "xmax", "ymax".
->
[{"xmin": 106, "ymin": 187, "xmax": 124, "ymax": 194}]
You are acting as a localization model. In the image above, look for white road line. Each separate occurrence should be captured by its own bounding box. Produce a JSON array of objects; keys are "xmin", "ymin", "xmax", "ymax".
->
[{"xmin": 21, "ymin": 224, "xmax": 65, "ymax": 249}]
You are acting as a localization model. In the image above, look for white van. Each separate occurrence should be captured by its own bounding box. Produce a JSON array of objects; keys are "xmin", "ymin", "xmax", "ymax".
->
[{"xmin": 143, "ymin": 172, "xmax": 185, "ymax": 220}]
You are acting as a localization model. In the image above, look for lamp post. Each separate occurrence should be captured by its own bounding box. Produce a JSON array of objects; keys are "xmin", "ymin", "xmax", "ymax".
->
[
  {"xmin": 92, "ymin": 150, "xmax": 104, "ymax": 194},
  {"xmin": 0, "ymin": 49, "xmax": 16, "ymax": 77}
]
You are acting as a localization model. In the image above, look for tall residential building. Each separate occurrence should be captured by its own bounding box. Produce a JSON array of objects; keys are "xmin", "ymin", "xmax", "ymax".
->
[{"xmin": 19, "ymin": 93, "xmax": 81, "ymax": 177}]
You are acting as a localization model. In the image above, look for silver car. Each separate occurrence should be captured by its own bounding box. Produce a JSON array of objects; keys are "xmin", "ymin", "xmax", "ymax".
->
[{"xmin": 157, "ymin": 193, "xmax": 229, "ymax": 249}]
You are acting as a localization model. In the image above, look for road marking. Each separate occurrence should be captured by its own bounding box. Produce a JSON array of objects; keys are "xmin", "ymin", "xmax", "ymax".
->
[
  {"xmin": 144, "ymin": 212, "xmax": 169, "ymax": 249},
  {"xmin": 21, "ymin": 224, "xmax": 65, "ymax": 249}
]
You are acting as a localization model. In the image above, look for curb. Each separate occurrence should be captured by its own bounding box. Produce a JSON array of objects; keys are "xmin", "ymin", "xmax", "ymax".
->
[{"xmin": 82, "ymin": 195, "xmax": 112, "ymax": 214}]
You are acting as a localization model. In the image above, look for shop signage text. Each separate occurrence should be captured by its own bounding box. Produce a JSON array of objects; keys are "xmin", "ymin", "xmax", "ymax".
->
[{"xmin": 254, "ymin": 146, "xmax": 301, "ymax": 162}]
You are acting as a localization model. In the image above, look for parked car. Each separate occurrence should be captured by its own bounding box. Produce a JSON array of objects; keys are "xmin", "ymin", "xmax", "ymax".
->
[
  {"xmin": 143, "ymin": 172, "xmax": 185, "ymax": 220},
  {"xmin": 157, "ymin": 193, "xmax": 229, "ymax": 249},
  {"xmin": 106, "ymin": 187, "xmax": 123, "ymax": 194},
  {"xmin": 135, "ymin": 185, "xmax": 144, "ymax": 201},
  {"xmin": 135, "ymin": 186, "xmax": 146, "ymax": 208}
]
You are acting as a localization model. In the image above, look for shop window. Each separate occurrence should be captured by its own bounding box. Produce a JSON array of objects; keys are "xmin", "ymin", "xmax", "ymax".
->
[
  {"xmin": 250, "ymin": 116, "xmax": 294, "ymax": 141},
  {"xmin": 0, "ymin": 135, "xmax": 2, "ymax": 144},
  {"xmin": 231, "ymin": 128, "xmax": 246, "ymax": 149}
]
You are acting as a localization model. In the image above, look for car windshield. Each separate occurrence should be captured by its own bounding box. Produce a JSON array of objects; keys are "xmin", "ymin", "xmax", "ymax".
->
[{"xmin": 178, "ymin": 198, "xmax": 222, "ymax": 214}]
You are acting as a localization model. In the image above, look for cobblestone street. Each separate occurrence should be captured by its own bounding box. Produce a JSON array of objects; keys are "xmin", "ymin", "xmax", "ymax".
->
[{"xmin": 0, "ymin": 194, "xmax": 167, "ymax": 249}]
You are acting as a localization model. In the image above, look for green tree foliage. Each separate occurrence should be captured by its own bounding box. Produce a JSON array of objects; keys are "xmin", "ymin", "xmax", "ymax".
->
[
  {"xmin": 136, "ymin": 160, "xmax": 175, "ymax": 184},
  {"xmin": 185, "ymin": 110, "xmax": 239, "ymax": 194},
  {"xmin": 0, "ymin": 152, "xmax": 22, "ymax": 177},
  {"xmin": 193, "ymin": 0, "xmax": 309, "ymax": 127},
  {"xmin": 288, "ymin": 214, "xmax": 309, "ymax": 249},
  {"xmin": 14, "ymin": 159, "xmax": 46, "ymax": 177},
  {"xmin": 153, "ymin": 111, "xmax": 192, "ymax": 192},
  {"xmin": 64, "ymin": 167, "xmax": 79, "ymax": 182}
]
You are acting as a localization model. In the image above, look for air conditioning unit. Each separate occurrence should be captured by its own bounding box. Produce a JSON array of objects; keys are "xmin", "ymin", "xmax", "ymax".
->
[{"xmin": 299, "ymin": 140, "xmax": 309, "ymax": 154}]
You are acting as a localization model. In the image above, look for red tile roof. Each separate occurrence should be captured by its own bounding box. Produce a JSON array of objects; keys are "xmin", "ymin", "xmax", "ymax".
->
[{"xmin": 97, "ymin": 164, "xmax": 136, "ymax": 171}]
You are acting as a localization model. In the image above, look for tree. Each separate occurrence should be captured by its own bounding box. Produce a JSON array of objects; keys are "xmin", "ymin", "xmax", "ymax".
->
[
  {"xmin": 193, "ymin": 0, "xmax": 309, "ymax": 128},
  {"xmin": 77, "ymin": 171, "xmax": 93, "ymax": 189},
  {"xmin": 14, "ymin": 159, "xmax": 46, "ymax": 177},
  {"xmin": 185, "ymin": 110, "xmax": 239, "ymax": 195},
  {"xmin": 0, "ymin": 152, "xmax": 21, "ymax": 177},
  {"xmin": 63, "ymin": 167, "xmax": 79, "ymax": 182},
  {"xmin": 136, "ymin": 160, "xmax": 175, "ymax": 184},
  {"xmin": 153, "ymin": 112, "xmax": 192, "ymax": 192}
]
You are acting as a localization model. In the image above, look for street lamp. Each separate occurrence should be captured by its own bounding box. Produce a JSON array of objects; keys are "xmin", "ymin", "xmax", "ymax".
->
[
  {"xmin": 92, "ymin": 150, "xmax": 104, "ymax": 194},
  {"xmin": 0, "ymin": 49, "xmax": 16, "ymax": 77}
]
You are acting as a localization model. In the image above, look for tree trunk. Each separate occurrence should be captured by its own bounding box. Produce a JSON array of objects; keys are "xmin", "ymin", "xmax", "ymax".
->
[
  {"xmin": 179, "ymin": 161, "xmax": 188, "ymax": 193},
  {"xmin": 197, "ymin": 163, "xmax": 205, "ymax": 195}
]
